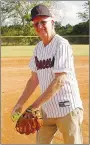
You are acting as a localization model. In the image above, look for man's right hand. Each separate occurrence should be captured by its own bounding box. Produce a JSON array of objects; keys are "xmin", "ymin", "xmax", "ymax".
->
[
  {"xmin": 11, "ymin": 103, "xmax": 23, "ymax": 122},
  {"xmin": 12, "ymin": 103, "xmax": 22, "ymax": 116}
]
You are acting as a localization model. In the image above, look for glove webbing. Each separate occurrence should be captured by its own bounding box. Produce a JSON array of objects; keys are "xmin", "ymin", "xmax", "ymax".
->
[{"xmin": 26, "ymin": 108, "xmax": 42, "ymax": 119}]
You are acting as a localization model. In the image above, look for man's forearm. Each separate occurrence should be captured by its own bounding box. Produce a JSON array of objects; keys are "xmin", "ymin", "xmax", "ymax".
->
[
  {"xmin": 17, "ymin": 78, "xmax": 38, "ymax": 105},
  {"xmin": 32, "ymin": 73, "xmax": 66, "ymax": 108}
]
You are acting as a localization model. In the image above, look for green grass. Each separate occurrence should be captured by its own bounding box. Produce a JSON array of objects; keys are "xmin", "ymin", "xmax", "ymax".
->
[
  {"xmin": 1, "ymin": 45, "xmax": 89, "ymax": 57},
  {"xmin": 72, "ymin": 45, "xmax": 89, "ymax": 56},
  {"xmin": 1, "ymin": 46, "xmax": 35, "ymax": 57}
]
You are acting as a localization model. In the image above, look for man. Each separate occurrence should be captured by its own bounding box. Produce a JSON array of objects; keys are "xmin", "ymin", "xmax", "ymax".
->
[{"xmin": 12, "ymin": 4, "xmax": 83, "ymax": 144}]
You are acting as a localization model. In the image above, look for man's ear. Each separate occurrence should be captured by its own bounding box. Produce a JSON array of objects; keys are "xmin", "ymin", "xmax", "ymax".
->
[
  {"xmin": 51, "ymin": 20, "xmax": 54, "ymax": 24},
  {"xmin": 51, "ymin": 20, "xmax": 55, "ymax": 28}
]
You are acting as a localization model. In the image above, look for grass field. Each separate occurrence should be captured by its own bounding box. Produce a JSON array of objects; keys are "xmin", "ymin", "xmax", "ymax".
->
[{"xmin": 1, "ymin": 45, "xmax": 89, "ymax": 57}]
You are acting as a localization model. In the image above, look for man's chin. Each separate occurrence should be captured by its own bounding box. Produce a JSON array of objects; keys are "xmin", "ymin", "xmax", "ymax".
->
[{"xmin": 40, "ymin": 34, "xmax": 47, "ymax": 40}]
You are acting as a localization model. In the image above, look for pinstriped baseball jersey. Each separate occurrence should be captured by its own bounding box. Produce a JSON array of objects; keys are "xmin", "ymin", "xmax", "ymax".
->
[{"xmin": 29, "ymin": 34, "xmax": 83, "ymax": 118}]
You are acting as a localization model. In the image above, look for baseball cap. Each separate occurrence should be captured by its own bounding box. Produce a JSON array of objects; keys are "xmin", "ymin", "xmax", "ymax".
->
[{"xmin": 30, "ymin": 4, "xmax": 52, "ymax": 21}]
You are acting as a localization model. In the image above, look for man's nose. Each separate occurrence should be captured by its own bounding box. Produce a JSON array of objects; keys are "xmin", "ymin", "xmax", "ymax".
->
[{"xmin": 38, "ymin": 23, "xmax": 43, "ymax": 29}]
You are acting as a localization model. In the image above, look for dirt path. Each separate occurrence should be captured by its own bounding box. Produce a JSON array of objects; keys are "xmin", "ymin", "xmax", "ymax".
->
[{"xmin": 1, "ymin": 56, "xmax": 89, "ymax": 144}]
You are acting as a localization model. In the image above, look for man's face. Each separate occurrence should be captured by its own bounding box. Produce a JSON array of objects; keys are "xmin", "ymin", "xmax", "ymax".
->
[{"xmin": 32, "ymin": 16, "xmax": 54, "ymax": 40}]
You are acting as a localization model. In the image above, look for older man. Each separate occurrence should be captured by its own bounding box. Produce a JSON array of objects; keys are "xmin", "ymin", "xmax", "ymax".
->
[{"xmin": 12, "ymin": 4, "xmax": 83, "ymax": 144}]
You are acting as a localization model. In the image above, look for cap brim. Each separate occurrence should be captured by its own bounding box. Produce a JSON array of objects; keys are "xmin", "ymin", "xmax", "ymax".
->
[{"xmin": 31, "ymin": 14, "xmax": 52, "ymax": 21}]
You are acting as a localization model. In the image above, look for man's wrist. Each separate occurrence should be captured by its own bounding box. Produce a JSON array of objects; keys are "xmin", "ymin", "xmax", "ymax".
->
[
  {"xmin": 26, "ymin": 105, "xmax": 39, "ymax": 113},
  {"xmin": 17, "ymin": 99, "xmax": 25, "ymax": 106}
]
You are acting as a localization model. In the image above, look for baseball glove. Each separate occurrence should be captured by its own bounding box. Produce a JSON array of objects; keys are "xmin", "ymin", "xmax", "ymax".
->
[{"xmin": 15, "ymin": 106, "xmax": 42, "ymax": 135}]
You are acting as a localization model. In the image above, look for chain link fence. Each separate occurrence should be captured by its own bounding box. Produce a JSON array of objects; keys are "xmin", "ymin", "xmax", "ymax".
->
[{"xmin": 1, "ymin": 35, "xmax": 89, "ymax": 46}]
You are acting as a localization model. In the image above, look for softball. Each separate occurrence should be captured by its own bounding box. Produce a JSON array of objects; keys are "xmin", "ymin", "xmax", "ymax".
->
[{"xmin": 11, "ymin": 112, "xmax": 21, "ymax": 122}]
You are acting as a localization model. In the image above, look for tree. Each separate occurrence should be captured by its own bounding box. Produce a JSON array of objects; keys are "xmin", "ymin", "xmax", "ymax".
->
[
  {"xmin": 72, "ymin": 20, "xmax": 89, "ymax": 35},
  {"xmin": 54, "ymin": 21, "xmax": 61, "ymax": 34},
  {"xmin": 1, "ymin": 0, "xmax": 52, "ymax": 26},
  {"xmin": 65, "ymin": 24, "xmax": 73, "ymax": 35},
  {"xmin": 77, "ymin": 1, "xmax": 89, "ymax": 22}
]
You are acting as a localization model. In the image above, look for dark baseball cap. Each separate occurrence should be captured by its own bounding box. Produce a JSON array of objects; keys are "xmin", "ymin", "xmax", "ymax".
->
[{"xmin": 31, "ymin": 4, "xmax": 52, "ymax": 21}]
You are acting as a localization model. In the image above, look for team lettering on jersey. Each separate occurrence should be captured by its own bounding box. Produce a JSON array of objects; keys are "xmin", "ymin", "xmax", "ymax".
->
[{"xmin": 35, "ymin": 56, "xmax": 55, "ymax": 70}]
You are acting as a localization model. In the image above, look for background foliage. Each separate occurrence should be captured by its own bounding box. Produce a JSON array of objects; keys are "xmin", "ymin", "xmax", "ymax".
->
[{"xmin": 1, "ymin": 0, "xmax": 89, "ymax": 45}]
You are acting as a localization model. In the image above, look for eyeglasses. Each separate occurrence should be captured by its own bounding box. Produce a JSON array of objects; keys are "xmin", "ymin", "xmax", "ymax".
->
[{"xmin": 33, "ymin": 19, "xmax": 52, "ymax": 28}]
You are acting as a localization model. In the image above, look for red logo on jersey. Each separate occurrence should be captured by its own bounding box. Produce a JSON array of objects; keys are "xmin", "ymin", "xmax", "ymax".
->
[{"xmin": 35, "ymin": 56, "xmax": 55, "ymax": 70}]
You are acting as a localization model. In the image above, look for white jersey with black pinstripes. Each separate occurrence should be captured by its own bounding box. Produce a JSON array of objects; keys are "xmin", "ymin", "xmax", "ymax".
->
[{"xmin": 29, "ymin": 34, "xmax": 83, "ymax": 118}]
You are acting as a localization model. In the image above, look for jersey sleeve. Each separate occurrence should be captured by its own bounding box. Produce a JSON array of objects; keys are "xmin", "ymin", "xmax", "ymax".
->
[
  {"xmin": 53, "ymin": 43, "xmax": 74, "ymax": 73},
  {"xmin": 29, "ymin": 48, "xmax": 37, "ymax": 72}
]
